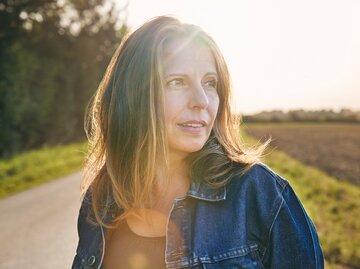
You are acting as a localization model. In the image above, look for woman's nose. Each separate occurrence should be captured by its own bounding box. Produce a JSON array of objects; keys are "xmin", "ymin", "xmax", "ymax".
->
[{"xmin": 190, "ymin": 82, "xmax": 209, "ymax": 109}]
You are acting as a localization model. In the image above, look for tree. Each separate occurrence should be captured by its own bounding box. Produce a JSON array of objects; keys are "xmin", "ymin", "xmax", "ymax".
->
[{"xmin": 0, "ymin": 0, "xmax": 128, "ymax": 157}]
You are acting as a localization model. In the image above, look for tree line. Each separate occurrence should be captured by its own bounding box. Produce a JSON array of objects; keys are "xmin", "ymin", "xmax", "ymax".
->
[
  {"xmin": 0, "ymin": 0, "xmax": 128, "ymax": 158},
  {"xmin": 242, "ymin": 109, "xmax": 360, "ymax": 123}
]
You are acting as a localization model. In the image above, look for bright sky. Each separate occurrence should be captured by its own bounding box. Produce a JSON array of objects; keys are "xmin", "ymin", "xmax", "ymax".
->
[{"xmin": 120, "ymin": 0, "xmax": 360, "ymax": 114}]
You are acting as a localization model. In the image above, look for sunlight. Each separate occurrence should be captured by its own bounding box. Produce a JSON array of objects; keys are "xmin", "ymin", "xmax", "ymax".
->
[{"xmin": 124, "ymin": 0, "xmax": 360, "ymax": 114}]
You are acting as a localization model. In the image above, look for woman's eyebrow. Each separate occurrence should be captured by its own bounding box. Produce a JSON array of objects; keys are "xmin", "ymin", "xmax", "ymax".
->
[
  {"xmin": 205, "ymin": 72, "xmax": 218, "ymax": 78},
  {"xmin": 165, "ymin": 73, "xmax": 188, "ymax": 78},
  {"xmin": 165, "ymin": 72, "xmax": 218, "ymax": 78}
]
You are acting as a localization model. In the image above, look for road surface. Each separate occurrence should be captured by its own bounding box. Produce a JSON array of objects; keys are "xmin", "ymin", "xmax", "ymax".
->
[{"xmin": 0, "ymin": 172, "xmax": 82, "ymax": 269}]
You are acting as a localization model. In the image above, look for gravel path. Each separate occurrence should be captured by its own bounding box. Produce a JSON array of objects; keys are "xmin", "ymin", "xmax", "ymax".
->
[{"xmin": 0, "ymin": 172, "xmax": 82, "ymax": 269}]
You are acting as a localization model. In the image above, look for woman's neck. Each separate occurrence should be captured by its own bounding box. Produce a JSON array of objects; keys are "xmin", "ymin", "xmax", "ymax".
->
[
  {"xmin": 125, "ymin": 156, "xmax": 190, "ymax": 236},
  {"xmin": 154, "ymin": 154, "xmax": 190, "ymax": 199},
  {"xmin": 124, "ymin": 152, "xmax": 191, "ymax": 237}
]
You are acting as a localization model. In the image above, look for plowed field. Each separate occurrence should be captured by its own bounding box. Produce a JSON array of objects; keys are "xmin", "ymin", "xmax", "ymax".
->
[{"xmin": 244, "ymin": 123, "xmax": 360, "ymax": 186}]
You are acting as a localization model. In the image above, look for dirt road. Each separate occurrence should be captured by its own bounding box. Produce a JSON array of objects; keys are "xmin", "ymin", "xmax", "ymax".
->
[{"xmin": 0, "ymin": 172, "xmax": 82, "ymax": 269}]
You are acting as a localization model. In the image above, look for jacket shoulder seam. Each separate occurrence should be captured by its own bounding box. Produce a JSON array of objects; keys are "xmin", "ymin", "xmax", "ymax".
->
[{"xmin": 260, "ymin": 192, "xmax": 284, "ymax": 262}]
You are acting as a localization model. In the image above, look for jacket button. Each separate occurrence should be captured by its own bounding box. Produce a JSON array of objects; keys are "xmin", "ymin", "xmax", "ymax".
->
[{"xmin": 87, "ymin": 255, "xmax": 96, "ymax": 266}]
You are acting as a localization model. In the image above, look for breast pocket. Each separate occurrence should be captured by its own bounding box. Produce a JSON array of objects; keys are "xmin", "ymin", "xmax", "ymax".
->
[{"xmin": 198, "ymin": 246, "xmax": 265, "ymax": 269}]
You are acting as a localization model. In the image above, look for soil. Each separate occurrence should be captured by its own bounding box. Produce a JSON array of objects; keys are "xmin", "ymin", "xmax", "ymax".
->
[{"xmin": 244, "ymin": 123, "xmax": 360, "ymax": 186}]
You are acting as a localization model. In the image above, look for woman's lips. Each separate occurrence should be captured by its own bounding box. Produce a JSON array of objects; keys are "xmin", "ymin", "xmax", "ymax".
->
[{"xmin": 177, "ymin": 120, "xmax": 207, "ymax": 133}]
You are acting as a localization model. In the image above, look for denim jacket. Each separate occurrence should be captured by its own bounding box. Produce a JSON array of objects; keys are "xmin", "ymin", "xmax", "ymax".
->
[{"xmin": 72, "ymin": 163, "xmax": 324, "ymax": 269}]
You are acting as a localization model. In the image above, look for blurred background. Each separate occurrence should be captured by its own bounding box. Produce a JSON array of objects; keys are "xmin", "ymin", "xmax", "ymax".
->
[{"xmin": 0, "ymin": 0, "xmax": 359, "ymax": 268}]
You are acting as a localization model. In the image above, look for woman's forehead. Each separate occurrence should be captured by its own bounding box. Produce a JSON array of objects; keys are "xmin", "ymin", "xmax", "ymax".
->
[
  {"xmin": 161, "ymin": 38, "xmax": 216, "ymax": 75},
  {"xmin": 162, "ymin": 35, "xmax": 208, "ymax": 55}
]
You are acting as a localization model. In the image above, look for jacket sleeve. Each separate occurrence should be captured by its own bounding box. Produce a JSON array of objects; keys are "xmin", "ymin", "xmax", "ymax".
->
[
  {"xmin": 71, "ymin": 189, "xmax": 93, "ymax": 269},
  {"xmin": 261, "ymin": 183, "xmax": 324, "ymax": 269}
]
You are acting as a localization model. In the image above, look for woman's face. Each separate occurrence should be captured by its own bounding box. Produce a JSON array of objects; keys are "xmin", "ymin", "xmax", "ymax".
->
[{"xmin": 162, "ymin": 38, "xmax": 220, "ymax": 161}]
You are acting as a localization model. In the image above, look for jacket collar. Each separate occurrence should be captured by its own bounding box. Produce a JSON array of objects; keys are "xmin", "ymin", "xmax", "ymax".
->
[
  {"xmin": 186, "ymin": 179, "xmax": 227, "ymax": 201},
  {"xmin": 101, "ymin": 179, "xmax": 227, "ymax": 224}
]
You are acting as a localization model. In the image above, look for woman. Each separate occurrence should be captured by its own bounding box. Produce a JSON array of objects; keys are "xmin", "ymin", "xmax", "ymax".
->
[{"xmin": 72, "ymin": 16, "xmax": 324, "ymax": 269}]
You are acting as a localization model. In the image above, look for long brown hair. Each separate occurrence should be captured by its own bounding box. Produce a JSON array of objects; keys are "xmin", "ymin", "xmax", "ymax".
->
[{"xmin": 81, "ymin": 16, "xmax": 268, "ymax": 228}]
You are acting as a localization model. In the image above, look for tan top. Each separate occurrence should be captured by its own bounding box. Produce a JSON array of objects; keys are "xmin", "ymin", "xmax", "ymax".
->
[{"xmin": 103, "ymin": 219, "xmax": 167, "ymax": 269}]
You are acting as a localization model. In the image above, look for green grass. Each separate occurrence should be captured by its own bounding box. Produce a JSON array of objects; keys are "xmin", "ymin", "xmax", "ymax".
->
[
  {"xmin": 0, "ymin": 142, "xmax": 88, "ymax": 198},
  {"xmin": 243, "ymin": 133, "xmax": 360, "ymax": 269}
]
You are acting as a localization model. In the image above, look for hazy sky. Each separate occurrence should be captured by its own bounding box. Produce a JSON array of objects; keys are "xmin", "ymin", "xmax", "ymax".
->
[{"xmin": 120, "ymin": 0, "xmax": 360, "ymax": 114}]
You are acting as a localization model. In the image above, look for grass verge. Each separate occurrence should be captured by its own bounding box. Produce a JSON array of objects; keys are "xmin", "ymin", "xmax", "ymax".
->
[
  {"xmin": 243, "ymin": 133, "xmax": 360, "ymax": 269},
  {"xmin": 0, "ymin": 142, "xmax": 87, "ymax": 199}
]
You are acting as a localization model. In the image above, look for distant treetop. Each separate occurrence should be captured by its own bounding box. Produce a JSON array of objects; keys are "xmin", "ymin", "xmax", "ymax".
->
[{"xmin": 242, "ymin": 109, "xmax": 360, "ymax": 123}]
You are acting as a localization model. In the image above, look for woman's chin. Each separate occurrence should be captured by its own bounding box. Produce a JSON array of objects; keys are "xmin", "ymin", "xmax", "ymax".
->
[{"xmin": 169, "ymin": 142, "xmax": 207, "ymax": 157}]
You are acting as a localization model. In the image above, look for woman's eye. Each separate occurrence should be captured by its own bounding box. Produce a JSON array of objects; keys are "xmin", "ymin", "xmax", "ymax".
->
[
  {"xmin": 167, "ymin": 78, "xmax": 185, "ymax": 87},
  {"xmin": 204, "ymin": 79, "xmax": 217, "ymax": 88}
]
